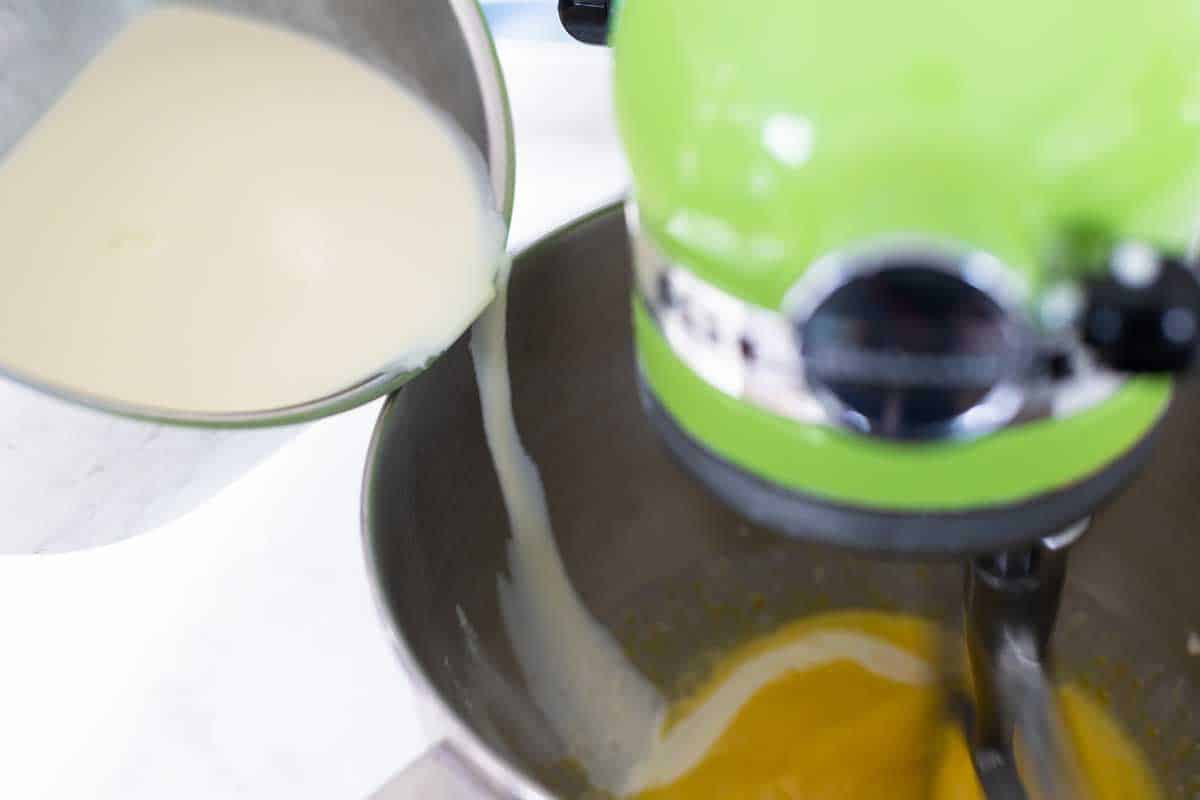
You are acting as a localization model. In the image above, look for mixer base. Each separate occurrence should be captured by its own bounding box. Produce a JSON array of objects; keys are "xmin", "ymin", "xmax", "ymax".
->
[{"xmin": 638, "ymin": 377, "xmax": 1158, "ymax": 556}]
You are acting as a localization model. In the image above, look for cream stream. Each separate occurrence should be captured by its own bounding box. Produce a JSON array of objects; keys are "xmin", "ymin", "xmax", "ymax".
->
[
  {"xmin": 470, "ymin": 263, "xmax": 664, "ymax": 793},
  {"xmin": 470, "ymin": 266, "xmax": 938, "ymax": 796}
]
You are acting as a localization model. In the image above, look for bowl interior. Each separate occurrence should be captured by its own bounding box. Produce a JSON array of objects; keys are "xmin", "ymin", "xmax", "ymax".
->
[{"xmin": 365, "ymin": 206, "xmax": 1200, "ymax": 798}]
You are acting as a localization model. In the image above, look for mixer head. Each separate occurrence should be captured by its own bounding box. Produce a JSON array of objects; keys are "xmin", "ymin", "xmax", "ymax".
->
[{"xmin": 609, "ymin": 0, "xmax": 1200, "ymax": 555}]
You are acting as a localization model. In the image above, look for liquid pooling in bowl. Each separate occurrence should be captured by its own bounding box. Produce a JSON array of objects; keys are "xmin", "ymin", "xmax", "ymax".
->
[{"xmin": 628, "ymin": 610, "xmax": 1161, "ymax": 800}]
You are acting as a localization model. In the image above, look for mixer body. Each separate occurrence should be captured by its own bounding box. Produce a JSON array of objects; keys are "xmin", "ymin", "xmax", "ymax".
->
[{"xmin": 612, "ymin": 0, "xmax": 1200, "ymax": 553}]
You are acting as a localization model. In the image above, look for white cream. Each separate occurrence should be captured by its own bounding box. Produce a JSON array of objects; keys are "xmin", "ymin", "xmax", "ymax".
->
[
  {"xmin": 0, "ymin": 6, "xmax": 502, "ymax": 414},
  {"xmin": 624, "ymin": 630, "xmax": 935, "ymax": 794},
  {"xmin": 471, "ymin": 264, "xmax": 937, "ymax": 797},
  {"xmin": 470, "ymin": 263, "xmax": 665, "ymax": 794}
]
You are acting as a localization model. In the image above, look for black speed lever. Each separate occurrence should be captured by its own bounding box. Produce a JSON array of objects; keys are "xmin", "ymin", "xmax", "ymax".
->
[{"xmin": 1082, "ymin": 245, "xmax": 1200, "ymax": 373}]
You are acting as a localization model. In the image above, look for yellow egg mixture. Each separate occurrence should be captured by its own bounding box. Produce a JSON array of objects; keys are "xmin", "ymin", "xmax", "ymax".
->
[{"xmin": 630, "ymin": 611, "xmax": 1161, "ymax": 800}]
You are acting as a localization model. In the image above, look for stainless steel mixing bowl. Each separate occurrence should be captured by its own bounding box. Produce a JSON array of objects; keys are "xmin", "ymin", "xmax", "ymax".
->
[
  {"xmin": 363, "ymin": 206, "xmax": 1200, "ymax": 798},
  {"xmin": 0, "ymin": 0, "xmax": 513, "ymax": 551}
]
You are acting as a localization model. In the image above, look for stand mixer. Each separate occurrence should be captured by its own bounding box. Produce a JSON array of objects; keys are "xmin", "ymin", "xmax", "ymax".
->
[
  {"xmin": 366, "ymin": 207, "xmax": 1200, "ymax": 798},
  {"xmin": 568, "ymin": 0, "xmax": 1200, "ymax": 795},
  {"xmin": 2, "ymin": 0, "xmax": 1195, "ymax": 794}
]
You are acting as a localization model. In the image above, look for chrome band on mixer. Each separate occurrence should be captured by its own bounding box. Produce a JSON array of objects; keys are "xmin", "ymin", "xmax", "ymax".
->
[{"xmin": 627, "ymin": 201, "xmax": 1127, "ymax": 441}]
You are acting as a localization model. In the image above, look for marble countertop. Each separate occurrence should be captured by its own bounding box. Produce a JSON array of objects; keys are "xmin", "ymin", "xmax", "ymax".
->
[{"xmin": 0, "ymin": 23, "xmax": 626, "ymax": 799}]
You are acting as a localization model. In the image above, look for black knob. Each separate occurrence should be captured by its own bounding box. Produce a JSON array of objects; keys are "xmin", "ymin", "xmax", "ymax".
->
[
  {"xmin": 559, "ymin": 0, "xmax": 611, "ymax": 45},
  {"xmin": 1082, "ymin": 248, "xmax": 1200, "ymax": 373}
]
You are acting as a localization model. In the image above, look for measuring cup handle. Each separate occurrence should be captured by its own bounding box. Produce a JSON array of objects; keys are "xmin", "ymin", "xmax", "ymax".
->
[{"xmin": 370, "ymin": 741, "xmax": 509, "ymax": 799}]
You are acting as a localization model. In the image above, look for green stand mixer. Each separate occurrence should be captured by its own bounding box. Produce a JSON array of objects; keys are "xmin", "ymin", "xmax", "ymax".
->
[
  {"xmin": 577, "ymin": 0, "xmax": 1200, "ymax": 795},
  {"xmin": 603, "ymin": 0, "xmax": 1198, "ymax": 553},
  {"xmin": 6, "ymin": 0, "xmax": 1194, "ymax": 795}
]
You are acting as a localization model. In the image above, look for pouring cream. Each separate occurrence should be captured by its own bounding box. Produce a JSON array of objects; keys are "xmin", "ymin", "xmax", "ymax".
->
[
  {"xmin": 470, "ymin": 261, "xmax": 665, "ymax": 793},
  {"xmin": 471, "ymin": 265, "xmax": 956, "ymax": 796},
  {"xmin": 0, "ymin": 5, "xmax": 502, "ymax": 415}
]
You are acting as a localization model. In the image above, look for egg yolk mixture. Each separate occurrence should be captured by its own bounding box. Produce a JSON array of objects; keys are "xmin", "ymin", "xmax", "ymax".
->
[{"xmin": 629, "ymin": 611, "xmax": 1161, "ymax": 800}]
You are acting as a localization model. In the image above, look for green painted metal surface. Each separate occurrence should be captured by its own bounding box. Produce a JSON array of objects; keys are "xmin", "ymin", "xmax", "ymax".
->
[
  {"xmin": 614, "ymin": 1, "xmax": 1193, "ymax": 503},
  {"xmin": 614, "ymin": 0, "xmax": 1200, "ymax": 308}
]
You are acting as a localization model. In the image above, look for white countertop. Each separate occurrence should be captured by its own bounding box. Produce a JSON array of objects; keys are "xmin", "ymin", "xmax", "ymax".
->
[{"xmin": 0, "ymin": 31, "xmax": 626, "ymax": 799}]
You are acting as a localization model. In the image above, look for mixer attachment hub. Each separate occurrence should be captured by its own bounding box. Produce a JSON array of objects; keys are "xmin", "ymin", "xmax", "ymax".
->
[{"xmin": 798, "ymin": 249, "xmax": 1031, "ymax": 441}]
